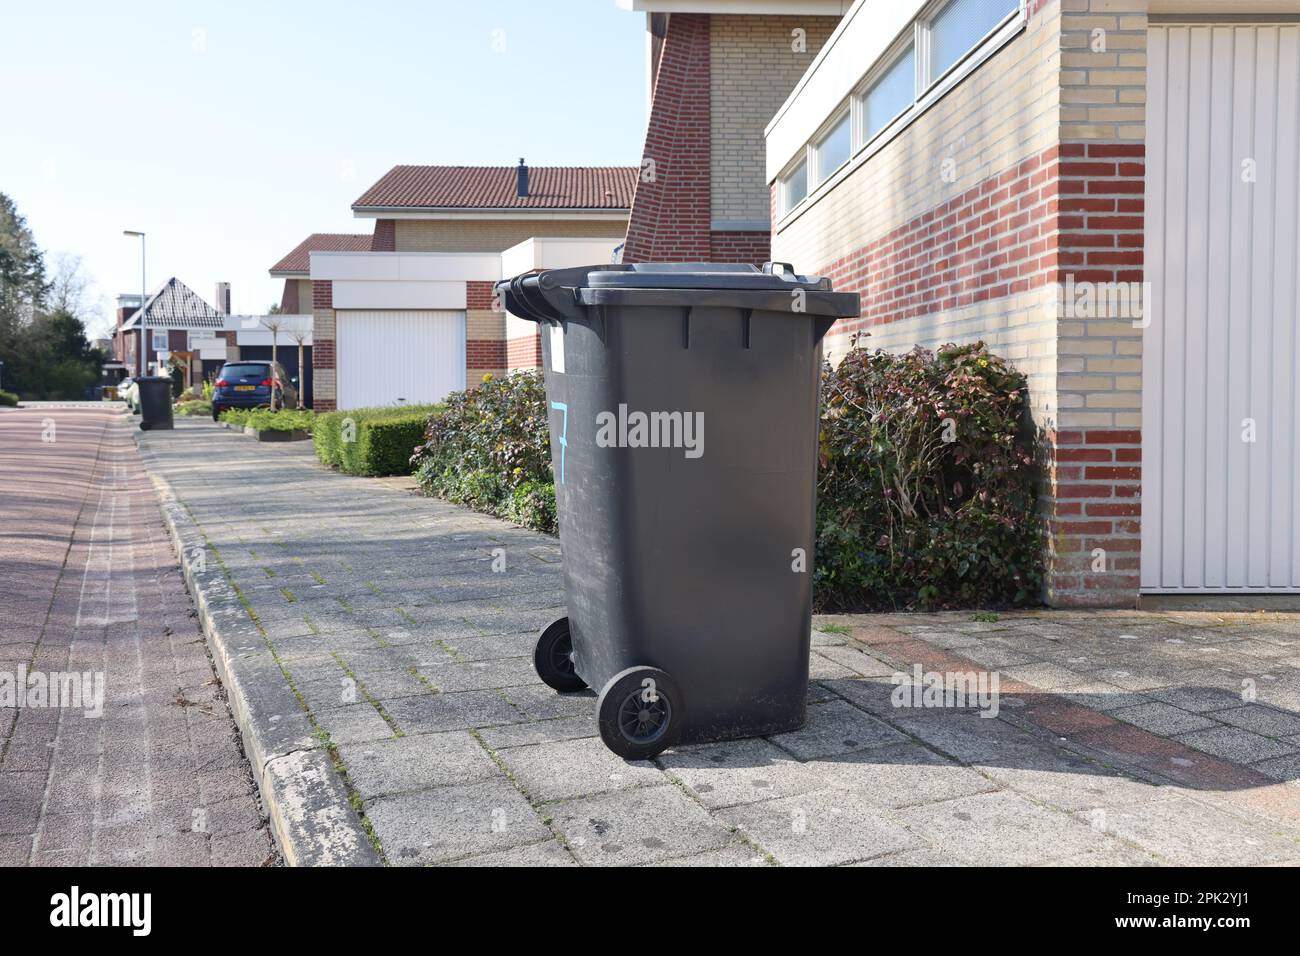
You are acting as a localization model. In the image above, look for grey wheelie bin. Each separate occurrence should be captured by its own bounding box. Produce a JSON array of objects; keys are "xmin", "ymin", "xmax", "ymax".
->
[
  {"xmin": 498, "ymin": 262, "xmax": 859, "ymax": 759},
  {"xmin": 136, "ymin": 376, "xmax": 175, "ymax": 431}
]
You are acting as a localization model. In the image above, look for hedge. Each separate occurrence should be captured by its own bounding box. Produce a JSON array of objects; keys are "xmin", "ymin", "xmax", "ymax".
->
[
  {"xmin": 220, "ymin": 408, "xmax": 314, "ymax": 432},
  {"xmin": 0, "ymin": 390, "xmax": 17, "ymax": 407},
  {"xmin": 314, "ymin": 405, "xmax": 441, "ymax": 476}
]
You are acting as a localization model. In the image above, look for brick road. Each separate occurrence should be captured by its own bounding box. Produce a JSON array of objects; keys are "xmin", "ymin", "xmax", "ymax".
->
[
  {"xmin": 135, "ymin": 417, "xmax": 1300, "ymax": 866},
  {"xmin": 0, "ymin": 404, "xmax": 275, "ymax": 865}
]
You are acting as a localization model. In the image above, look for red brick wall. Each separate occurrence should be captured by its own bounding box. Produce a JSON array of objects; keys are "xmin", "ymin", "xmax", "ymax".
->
[
  {"xmin": 1046, "ymin": 142, "xmax": 1145, "ymax": 607},
  {"xmin": 819, "ymin": 144, "xmax": 1063, "ymax": 338},
  {"xmin": 312, "ymin": 280, "xmax": 333, "ymax": 310},
  {"xmin": 372, "ymin": 219, "xmax": 395, "ymax": 252},
  {"xmin": 507, "ymin": 331, "xmax": 542, "ymax": 370},
  {"xmin": 809, "ymin": 140, "xmax": 1146, "ymax": 607},
  {"xmin": 624, "ymin": 13, "xmax": 712, "ymax": 263},
  {"xmin": 466, "ymin": 281, "xmax": 495, "ymax": 311},
  {"xmin": 710, "ymin": 230, "xmax": 770, "ymax": 265},
  {"xmin": 466, "ymin": 340, "xmax": 506, "ymax": 371}
]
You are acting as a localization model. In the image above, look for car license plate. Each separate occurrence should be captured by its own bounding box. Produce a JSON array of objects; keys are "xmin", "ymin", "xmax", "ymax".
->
[{"xmin": 235, "ymin": 385, "xmax": 256, "ymax": 391}]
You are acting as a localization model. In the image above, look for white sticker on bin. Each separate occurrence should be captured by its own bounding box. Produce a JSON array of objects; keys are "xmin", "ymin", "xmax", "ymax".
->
[{"xmin": 549, "ymin": 323, "xmax": 565, "ymax": 374}]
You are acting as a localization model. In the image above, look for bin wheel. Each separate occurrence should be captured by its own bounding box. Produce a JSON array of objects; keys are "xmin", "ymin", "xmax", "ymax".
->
[
  {"xmin": 596, "ymin": 667, "xmax": 683, "ymax": 760},
  {"xmin": 139, "ymin": 421, "xmax": 151, "ymax": 431},
  {"xmin": 533, "ymin": 617, "xmax": 586, "ymax": 693}
]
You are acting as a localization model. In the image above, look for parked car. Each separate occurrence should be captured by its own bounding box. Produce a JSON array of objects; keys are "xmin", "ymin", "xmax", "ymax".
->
[
  {"xmin": 211, "ymin": 360, "xmax": 298, "ymax": 421},
  {"xmin": 119, "ymin": 377, "xmax": 139, "ymax": 413}
]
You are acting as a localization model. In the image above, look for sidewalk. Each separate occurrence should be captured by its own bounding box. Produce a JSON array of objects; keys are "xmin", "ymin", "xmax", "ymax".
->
[{"xmin": 136, "ymin": 418, "xmax": 1300, "ymax": 866}]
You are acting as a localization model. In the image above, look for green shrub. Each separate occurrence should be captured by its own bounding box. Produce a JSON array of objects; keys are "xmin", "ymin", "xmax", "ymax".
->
[
  {"xmin": 173, "ymin": 399, "xmax": 212, "ymax": 417},
  {"xmin": 0, "ymin": 390, "xmax": 18, "ymax": 407},
  {"xmin": 411, "ymin": 372, "xmax": 555, "ymax": 532},
  {"xmin": 220, "ymin": 408, "xmax": 252, "ymax": 427},
  {"xmin": 816, "ymin": 340, "xmax": 1042, "ymax": 610},
  {"xmin": 313, "ymin": 405, "xmax": 442, "ymax": 476},
  {"xmin": 218, "ymin": 408, "xmax": 314, "ymax": 432}
]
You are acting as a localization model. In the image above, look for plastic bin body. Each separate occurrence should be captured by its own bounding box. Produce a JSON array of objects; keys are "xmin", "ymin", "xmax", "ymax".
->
[
  {"xmin": 137, "ymin": 376, "xmax": 175, "ymax": 430},
  {"xmin": 503, "ymin": 264, "xmax": 857, "ymax": 745}
]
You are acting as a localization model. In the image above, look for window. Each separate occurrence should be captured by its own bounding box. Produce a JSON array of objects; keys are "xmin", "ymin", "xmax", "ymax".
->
[
  {"xmin": 813, "ymin": 111, "xmax": 851, "ymax": 185},
  {"xmin": 774, "ymin": 0, "xmax": 1022, "ymax": 222},
  {"xmin": 781, "ymin": 158, "xmax": 808, "ymax": 213},
  {"xmin": 862, "ymin": 44, "xmax": 916, "ymax": 144},
  {"xmin": 152, "ymin": 331, "xmax": 167, "ymax": 350},
  {"xmin": 929, "ymin": 0, "xmax": 1018, "ymax": 82}
]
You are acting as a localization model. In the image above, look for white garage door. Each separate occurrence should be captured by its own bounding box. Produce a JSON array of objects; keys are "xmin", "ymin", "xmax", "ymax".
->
[
  {"xmin": 1142, "ymin": 22, "xmax": 1300, "ymax": 592},
  {"xmin": 336, "ymin": 310, "xmax": 466, "ymax": 410}
]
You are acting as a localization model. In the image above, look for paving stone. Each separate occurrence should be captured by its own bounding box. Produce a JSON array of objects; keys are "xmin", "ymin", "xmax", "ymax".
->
[
  {"xmin": 480, "ymin": 716, "xmax": 596, "ymax": 750},
  {"xmin": 338, "ymin": 731, "xmax": 500, "ymax": 799},
  {"xmin": 1251, "ymin": 751, "xmax": 1300, "ymax": 782},
  {"xmin": 1002, "ymin": 662, "xmax": 1092, "ymax": 691},
  {"xmin": 659, "ymin": 738, "xmax": 824, "ymax": 809},
  {"xmin": 1110, "ymin": 701, "xmax": 1219, "ymax": 736},
  {"xmin": 718, "ymin": 788, "xmax": 918, "ymax": 866},
  {"xmin": 418, "ymin": 658, "xmax": 539, "ymax": 693},
  {"xmin": 548, "ymin": 785, "xmax": 733, "ymax": 866},
  {"xmin": 809, "ymin": 742, "xmax": 999, "ymax": 809},
  {"xmin": 501, "ymin": 683, "xmax": 596, "ymax": 721},
  {"xmin": 897, "ymin": 790, "xmax": 1109, "ymax": 865},
  {"xmin": 807, "ymin": 654, "xmax": 857, "ymax": 680},
  {"xmin": 365, "ymin": 778, "xmax": 549, "ymax": 865},
  {"xmin": 1212, "ymin": 704, "xmax": 1300, "ymax": 738},
  {"xmin": 314, "ymin": 703, "xmax": 398, "ymax": 745},
  {"xmin": 973, "ymin": 750, "xmax": 1163, "ymax": 812},
  {"xmin": 447, "ymin": 839, "xmax": 577, "ymax": 867},
  {"xmin": 1077, "ymin": 793, "xmax": 1300, "ymax": 865},
  {"xmin": 1174, "ymin": 725, "xmax": 1299, "ymax": 764},
  {"xmin": 1148, "ymin": 685, "xmax": 1250, "ymax": 713},
  {"xmin": 659, "ymin": 841, "xmax": 772, "ymax": 866},
  {"xmin": 768, "ymin": 700, "xmax": 906, "ymax": 760},
  {"xmin": 888, "ymin": 712, "xmax": 1060, "ymax": 765},
  {"xmin": 814, "ymin": 644, "xmax": 896, "ymax": 677},
  {"xmin": 499, "ymin": 737, "xmax": 662, "ymax": 803},
  {"xmin": 380, "ymin": 690, "xmax": 523, "ymax": 734}
]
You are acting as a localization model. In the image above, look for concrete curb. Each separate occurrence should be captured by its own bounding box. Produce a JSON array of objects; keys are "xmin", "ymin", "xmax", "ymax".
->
[{"xmin": 134, "ymin": 436, "xmax": 380, "ymax": 867}]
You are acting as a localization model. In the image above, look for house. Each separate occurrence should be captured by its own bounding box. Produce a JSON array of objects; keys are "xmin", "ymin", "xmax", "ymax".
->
[
  {"xmin": 301, "ymin": 160, "xmax": 635, "ymax": 410},
  {"xmin": 270, "ymin": 233, "xmax": 374, "ymax": 313},
  {"xmin": 620, "ymin": 0, "xmax": 853, "ymax": 264},
  {"xmin": 764, "ymin": 0, "xmax": 1300, "ymax": 606},
  {"xmin": 115, "ymin": 279, "xmax": 226, "ymax": 381},
  {"xmin": 115, "ymin": 279, "xmax": 313, "ymax": 402}
]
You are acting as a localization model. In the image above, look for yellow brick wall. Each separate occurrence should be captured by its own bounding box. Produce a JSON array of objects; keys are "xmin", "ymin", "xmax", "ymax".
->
[
  {"xmin": 773, "ymin": 3, "xmax": 1062, "ymax": 273},
  {"xmin": 1055, "ymin": 0, "xmax": 1148, "ymax": 431},
  {"xmin": 710, "ymin": 14, "xmax": 840, "ymax": 226},
  {"xmin": 393, "ymin": 218, "xmax": 627, "ymax": 253}
]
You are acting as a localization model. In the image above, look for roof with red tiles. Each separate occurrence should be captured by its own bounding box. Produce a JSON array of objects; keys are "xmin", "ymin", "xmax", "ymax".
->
[
  {"xmin": 351, "ymin": 165, "xmax": 638, "ymax": 212},
  {"xmin": 270, "ymin": 233, "xmax": 374, "ymax": 276}
]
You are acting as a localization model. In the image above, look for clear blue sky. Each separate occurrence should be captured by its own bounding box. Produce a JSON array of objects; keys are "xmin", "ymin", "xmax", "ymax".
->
[{"xmin": 1, "ymin": 0, "xmax": 647, "ymax": 336}]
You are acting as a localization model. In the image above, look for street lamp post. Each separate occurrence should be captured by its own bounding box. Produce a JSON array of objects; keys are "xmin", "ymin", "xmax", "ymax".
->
[{"xmin": 123, "ymin": 230, "xmax": 146, "ymax": 376}]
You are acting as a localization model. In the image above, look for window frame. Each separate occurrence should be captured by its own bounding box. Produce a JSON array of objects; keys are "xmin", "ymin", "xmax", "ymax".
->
[
  {"xmin": 810, "ymin": 105, "xmax": 853, "ymax": 188},
  {"xmin": 774, "ymin": 0, "xmax": 1025, "ymax": 227},
  {"xmin": 151, "ymin": 330, "xmax": 168, "ymax": 351}
]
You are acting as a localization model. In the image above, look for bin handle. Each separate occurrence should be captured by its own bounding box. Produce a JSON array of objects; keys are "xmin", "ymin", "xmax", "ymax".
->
[{"xmin": 762, "ymin": 261, "xmax": 796, "ymax": 277}]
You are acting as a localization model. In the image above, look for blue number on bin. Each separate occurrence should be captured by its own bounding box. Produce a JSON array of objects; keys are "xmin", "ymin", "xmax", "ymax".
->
[{"xmin": 551, "ymin": 401, "xmax": 568, "ymax": 484}]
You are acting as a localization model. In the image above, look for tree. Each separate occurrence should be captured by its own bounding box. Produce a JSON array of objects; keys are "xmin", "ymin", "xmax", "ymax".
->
[
  {"xmin": 260, "ymin": 316, "xmax": 283, "ymax": 409},
  {"xmin": 289, "ymin": 324, "xmax": 309, "ymax": 409},
  {"xmin": 0, "ymin": 192, "xmax": 51, "ymax": 349},
  {"xmin": 0, "ymin": 195, "xmax": 103, "ymax": 398}
]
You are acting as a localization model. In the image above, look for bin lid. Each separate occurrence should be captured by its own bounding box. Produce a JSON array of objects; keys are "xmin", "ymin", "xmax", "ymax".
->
[
  {"xmin": 500, "ymin": 262, "xmax": 860, "ymax": 323},
  {"xmin": 583, "ymin": 263, "xmax": 833, "ymax": 292}
]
